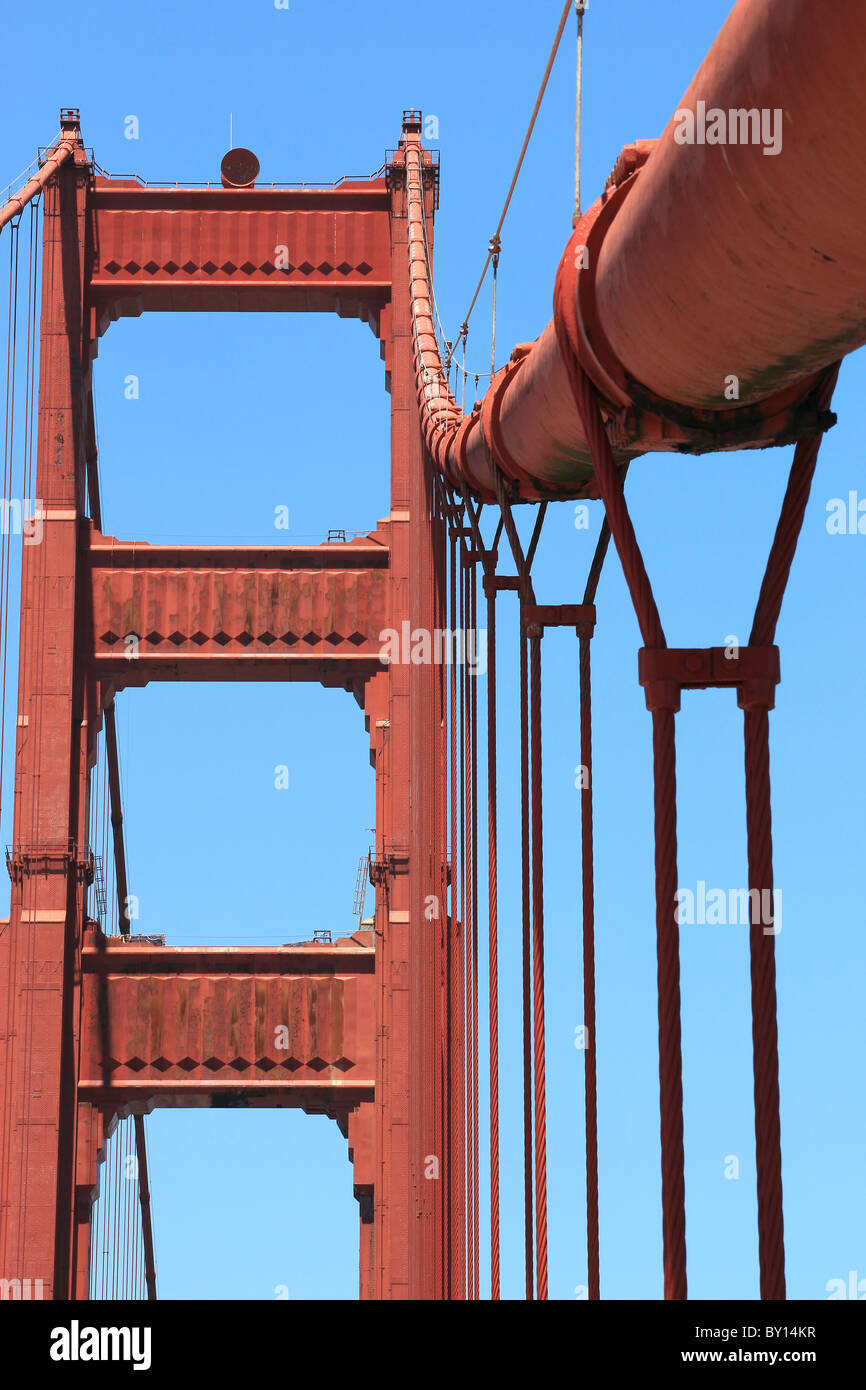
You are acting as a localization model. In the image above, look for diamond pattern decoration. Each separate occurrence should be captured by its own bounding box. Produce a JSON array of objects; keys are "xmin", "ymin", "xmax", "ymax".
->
[
  {"xmin": 98, "ymin": 623, "xmax": 372, "ymax": 653},
  {"xmin": 116, "ymin": 1051, "xmax": 353, "ymax": 1078},
  {"xmin": 100, "ymin": 258, "xmax": 375, "ymax": 281},
  {"xmin": 99, "ymin": 258, "xmax": 375, "ymax": 282}
]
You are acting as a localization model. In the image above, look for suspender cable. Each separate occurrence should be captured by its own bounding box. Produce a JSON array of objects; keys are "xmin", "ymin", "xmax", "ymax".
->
[
  {"xmin": 492, "ymin": 474, "xmax": 552, "ymax": 1300},
  {"xmin": 460, "ymin": 488, "xmax": 503, "ymax": 1304},
  {"xmin": 104, "ymin": 701, "xmax": 131, "ymax": 934},
  {"xmin": 485, "ymin": 569, "xmax": 501, "ymax": 1301},
  {"xmin": 556, "ymin": 335, "xmax": 687, "ymax": 1298},
  {"xmin": 579, "ymin": 517, "xmax": 614, "ymax": 1299},
  {"xmin": 574, "ymin": 1, "xmax": 588, "ymax": 224},
  {"xmin": 519, "ymin": 629, "xmax": 535, "ymax": 1299},
  {"xmin": 744, "ymin": 363, "xmax": 839, "ymax": 1300},
  {"xmin": 490, "ymin": 237, "xmax": 500, "ymax": 379},
  {"xmin": 527, "ymin": 623, "xmax": 549, "ymax": 1299},
  {"xmin": 134, "ymin": 1114, "xmax": 158, "ymax": 1300},
  {"xmin": 465, "ymin": 546, "xmax": 478, "ymax": 1300},
  {"xmin": 459, "ymin": 521, "xmax": 472, "ymax": 1297},
  {"xmin": 470, "ymin": 557, "xmax": 480, "ymax": 1300},
  {"xmin": 458, "ymin": 0, "xmax": 575, "ymax": 338},
  {"xmin": 448, "ymin": 505, "xmax": 466, "ymax": 1298}
]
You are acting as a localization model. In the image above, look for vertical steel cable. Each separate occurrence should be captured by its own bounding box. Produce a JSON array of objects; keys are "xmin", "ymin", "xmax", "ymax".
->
[
  {"xmin": 579, "ymin": 518, "xmax": 613, "ymax": 1299},
  {"xmin": 436, "ymin": 488, "xmax": 450, "ymax": 1298},
  {"xmin": 578, "ymin": 627, "xmax": 600, "ymax": 1298},
  {"xmin": 459, "ymin": 523, "xmax": 471, "ymax": 1298},
  {"xmin": 470, "ymin": 560, "xmax": 480, "ymax": 1300},
  {"xmin": 557, "ymin": 332, "xmax": 688, "ymax": 1296},
  {"xmin": 744, "ymin": 705, "xmax": 785, "ymax": 1300},
  {"xmin": 486, "ymin": 578, "xmax": 501, "ymax": 1300},
  {"xmin": 528, "ymin": 629, "xmax": 549, "ymax": 1299},
  {"xmin": 0, "ymin": 220, "xmax": 20, "ymax": 827},
  {"xmin": 448, "ymin": 511, "xmax": 465, "ymax": 1298},
  {"xmin": 519, "ymin": 631, "xmax": 535, "ymax": 1298},
  {"xmin": 462, "ymin": 550, "xmax": 476, "ymax": 1298},
  {"xmin": 652, "ymin": 707, "xmax": 687, "ymax": 1300},
  {"xmin": 124, "ymin": 1119, "xmax": 132, "ymax": 1297},
  {"xmin": 574, "ymin": 0, "xmax": 587, "ymax": 223},
  {"xmin": 742, "ymin": 364, "xmax": 839, "ymax": 1300},
  {"xmin": 112, "ymin": 1117, "xmax": 120, "ymax": 1298},
  {"xmin": 90, "ymin": 1153, "xmax": 99, "ymax": 1299}
]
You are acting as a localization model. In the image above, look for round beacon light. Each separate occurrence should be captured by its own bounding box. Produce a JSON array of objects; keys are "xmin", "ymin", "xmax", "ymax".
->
[{"xmin": 220, "ymin": 147, "xmax": 260, "ymax": 189}]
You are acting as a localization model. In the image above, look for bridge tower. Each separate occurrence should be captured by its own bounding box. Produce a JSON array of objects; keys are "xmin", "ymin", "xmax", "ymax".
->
[{"xmin": 0, "ymin": 109, "xmax": 450, "ymax": 1299}]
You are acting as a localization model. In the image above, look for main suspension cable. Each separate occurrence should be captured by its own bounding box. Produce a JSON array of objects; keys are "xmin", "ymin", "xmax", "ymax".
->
[{"xmin": 457, "ymin": 0, "xmax": 575, "ymax": 340}]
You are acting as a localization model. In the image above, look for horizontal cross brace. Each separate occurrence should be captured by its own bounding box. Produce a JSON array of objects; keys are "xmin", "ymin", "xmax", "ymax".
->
[{"xmin": 80, "ymin": 932, "xmax": 376, "ymax": 1105}]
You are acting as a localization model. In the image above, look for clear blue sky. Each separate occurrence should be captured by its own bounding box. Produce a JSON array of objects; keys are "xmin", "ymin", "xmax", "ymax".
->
[{"xmin": 2, "ymin": 0, "xmax": 863, "ymax": 1301}]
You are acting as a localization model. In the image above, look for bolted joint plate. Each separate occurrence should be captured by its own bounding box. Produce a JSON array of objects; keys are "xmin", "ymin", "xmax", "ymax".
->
[{"xmin": 638, "ymin": 646, "xmax": 781, "ymax": 713}]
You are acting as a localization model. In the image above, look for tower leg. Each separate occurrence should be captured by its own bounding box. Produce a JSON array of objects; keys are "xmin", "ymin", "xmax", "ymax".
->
[{"xmin": 0, "ymin": 127, "xmax": 90, "ymax": 1300}]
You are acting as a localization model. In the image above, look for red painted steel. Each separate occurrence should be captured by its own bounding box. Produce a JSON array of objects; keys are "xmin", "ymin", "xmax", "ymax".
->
[
  {"xmin": 0, "ymin": 111, "xmax": 448, "ymax": 1302},
  {"xmin": 89, "ymin": 181, "xmax": 391, "ymax": 335},
  {"xmin": 89, "ymin": 532, "xmax": 390, "ymax": 690},
  {"xmin": 0, "ymin": 131, "xmax": 92, "ymax": 1301},
  {"xmin": 79, "ymin": 934, "xmax": 376, "ymax": 1105},
  {"xmin": 2, "ymin": 0, "xmax": 863, "ymax": 1302},
  {"xmin": 0, "ymin": 126, "xmax": 77, "ymax": 231},
  {"xmin": 409, "ymin": 0, "xmax": 866, "ymax": 500}
]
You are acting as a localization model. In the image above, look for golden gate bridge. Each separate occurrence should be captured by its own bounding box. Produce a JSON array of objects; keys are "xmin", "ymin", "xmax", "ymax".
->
[{"xmin": 0, "ymin": 0, "xmax": 863, "ymax": 1302}]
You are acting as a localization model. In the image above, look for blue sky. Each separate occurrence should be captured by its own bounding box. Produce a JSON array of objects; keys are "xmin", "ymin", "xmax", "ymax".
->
[{"xmin": 2, "ymin": 0, "xmax": 864, "ymax": 1300}]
